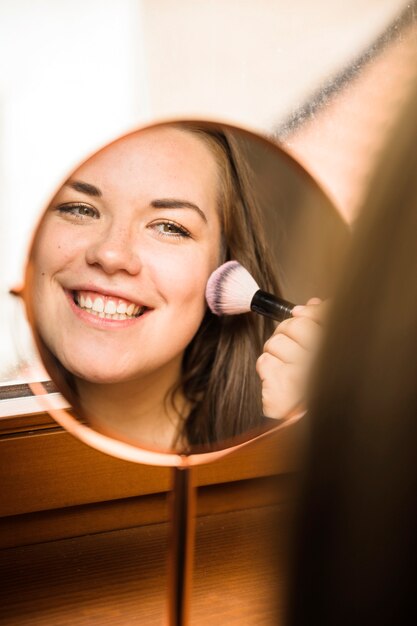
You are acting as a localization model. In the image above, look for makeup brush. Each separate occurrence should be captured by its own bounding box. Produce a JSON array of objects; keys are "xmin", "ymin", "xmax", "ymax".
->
[{"xmin": 206, "ymin": 260, "xmax": 296, "ymax": 322}]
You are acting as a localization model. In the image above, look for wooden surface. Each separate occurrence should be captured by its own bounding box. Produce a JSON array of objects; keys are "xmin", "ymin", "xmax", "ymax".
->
[
  {"xmin": 0, "ymin": 411, "xmax": 298, "ymax": 623},
  {"xmin": 0, "ymin": 505, "xmax": 289, "ymax": 626},
  {"xmin": 0, "ymin": 416, "xmax": 303, "ymax": 520},
  {"xmin": 0, "ymin": 474, "xmax": 296, "ymax": 549}
]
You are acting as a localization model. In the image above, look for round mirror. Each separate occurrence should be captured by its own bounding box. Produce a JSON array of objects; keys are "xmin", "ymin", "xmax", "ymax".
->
[{"xmin": 22, "ymin": 119, "xmax": 348, "ymax": 466}]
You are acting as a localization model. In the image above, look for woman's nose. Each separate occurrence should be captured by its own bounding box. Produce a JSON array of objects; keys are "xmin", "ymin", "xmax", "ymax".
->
[{"xmin": 85, "ymin": 225, "xmax": 142, "ymax": 275}]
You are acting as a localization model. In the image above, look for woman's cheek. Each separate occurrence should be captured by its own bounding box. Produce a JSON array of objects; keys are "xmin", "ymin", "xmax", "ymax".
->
[
  {"xmin": 35, "ymin": 222, "xmax": 80, "ymax": 271},
  {"xmin": 157, "ymin": 247, "xmax": 212, "ymax": 302}
]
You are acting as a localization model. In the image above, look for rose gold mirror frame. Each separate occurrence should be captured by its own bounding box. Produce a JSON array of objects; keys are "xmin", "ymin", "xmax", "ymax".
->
[{"xmin": 27, "ymin": 379, "xmax": 303, "ymax": 468}]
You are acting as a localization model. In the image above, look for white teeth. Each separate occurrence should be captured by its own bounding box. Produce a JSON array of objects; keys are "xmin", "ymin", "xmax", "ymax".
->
[
  {"xmin": 92, "ymin": 297, "xmax": 104, "ymax": 312},
  {"xmin": 75, "ymin": 291, "xmax": 145, "ymax": 319},
  {"xmin": 104, "ymin": 300, "xmax": 117, "ymax": 314}
]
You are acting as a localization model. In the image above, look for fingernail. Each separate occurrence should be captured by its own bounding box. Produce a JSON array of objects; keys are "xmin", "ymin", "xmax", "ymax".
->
[{"xmin": 292, "ymin": 305, "xmax": 305, "ymax": 315}]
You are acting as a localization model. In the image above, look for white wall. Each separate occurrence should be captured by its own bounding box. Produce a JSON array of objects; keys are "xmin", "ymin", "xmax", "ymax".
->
[
  {"xmin": 0, "ymin": 0, "xmax": 147, "ymax": 290},
  {"xmin": 141, "ymin": 0, "xmax": 403, "ymax": 129}
]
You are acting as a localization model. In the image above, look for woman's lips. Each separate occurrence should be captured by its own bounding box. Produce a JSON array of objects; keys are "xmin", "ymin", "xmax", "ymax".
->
[{"xmin": 64, "ymin": 289, "xmax": 149, "ymax": 329}]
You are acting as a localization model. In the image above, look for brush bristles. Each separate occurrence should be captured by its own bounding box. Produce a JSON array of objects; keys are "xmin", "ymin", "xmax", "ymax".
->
[{"xmin": 205, "ymin": 260, "xmax": 260, "ymax": 316}]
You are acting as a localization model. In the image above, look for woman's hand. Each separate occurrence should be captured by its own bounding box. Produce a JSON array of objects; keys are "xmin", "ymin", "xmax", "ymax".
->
[{"xmin": 256, "ymin": 298, "xmax": 327, "ymax": 419}]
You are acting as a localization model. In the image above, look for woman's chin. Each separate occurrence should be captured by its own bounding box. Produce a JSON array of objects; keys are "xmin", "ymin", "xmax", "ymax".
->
[
  {"xmin": 74, "ymin": 369, "xmax": 133, "ymax": 385},
  {"xmin": 62, "ymin": 359, "xmax": 136, "ymax": 386}
]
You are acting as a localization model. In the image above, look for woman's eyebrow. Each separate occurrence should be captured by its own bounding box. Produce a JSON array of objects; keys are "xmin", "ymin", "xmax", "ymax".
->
[
  {"xmin": 64, "ymin": 179, "xmax": 102, "ymax": 197},
  {"xmin": 151, "ymin": 199, "xmax": 207, "ymax": 223}
]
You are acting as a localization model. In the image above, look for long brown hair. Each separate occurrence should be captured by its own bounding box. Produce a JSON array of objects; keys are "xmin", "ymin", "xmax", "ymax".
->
[
  {"xmin": 286, "ymin": 75, "xmax": 417, "ymax": 624},
  {"xmin": 171, "ymin": 123, "xmax": 280, "ymax": 447}
]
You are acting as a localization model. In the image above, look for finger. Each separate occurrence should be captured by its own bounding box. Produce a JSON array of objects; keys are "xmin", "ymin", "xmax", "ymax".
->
[
  {"xmin": 260, "ymin": 361, "xmax": 307, "ymax": 418},
  {"xmin": 291, "ymin": 299, "xmax": 329, "ymax": 324},
  {"xmin": 256, "ymin": 352, "xmax": 310, "ymax": 390},
  {"xmin": 292, "ymin": 298, "xmax": 322, "ymax": 316},
  {"xmin": 256, "ymin": 352, "xmax": 283, "ymax": 381},
  {"xmin": 271, "ymin": 315, "xmax": 323, "ymax": 350},
  {"xmin": 263, "ymin": 332, "xmax": 307, "ymax": 364}
]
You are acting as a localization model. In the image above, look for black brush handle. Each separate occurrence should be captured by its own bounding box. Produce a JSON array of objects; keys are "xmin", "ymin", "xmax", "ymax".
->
[{"xmin": 251, "ymin": 290, "xmax": 295, "ymax": 322}]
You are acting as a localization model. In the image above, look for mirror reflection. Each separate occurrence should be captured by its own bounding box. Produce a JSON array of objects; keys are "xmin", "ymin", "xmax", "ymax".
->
[{"xmin": 24, "ymin": 121, "xmax": 348, "ymax": 453}]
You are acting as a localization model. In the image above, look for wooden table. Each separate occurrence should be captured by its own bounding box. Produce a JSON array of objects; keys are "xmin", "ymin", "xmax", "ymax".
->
[
  {"xmin": 0, "ymin": 408, "xmax": 300, "ymax": 624},
  {"xmin": 0, "ymin": 503, "xmax": 289, "ymax": 625}
]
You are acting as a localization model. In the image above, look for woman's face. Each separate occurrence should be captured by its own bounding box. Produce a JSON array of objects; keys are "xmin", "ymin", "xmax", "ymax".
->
[{"xmin": 31, "ymin": 127, "xmax": 222, "ymax": 384}]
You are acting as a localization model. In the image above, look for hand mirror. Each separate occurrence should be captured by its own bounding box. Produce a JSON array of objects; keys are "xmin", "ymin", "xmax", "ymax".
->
[{"xmin": 21, "ymin": 119, "xmax": 349, "ymax": 624}]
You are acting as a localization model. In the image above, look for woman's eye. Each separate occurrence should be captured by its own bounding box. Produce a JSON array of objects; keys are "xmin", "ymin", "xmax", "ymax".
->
[
  {"xmin": 151, "ymin": 221, "xmax": 191, "ymax": 239},
  {"xmin": 55, "ymin": 203, "xmax": 99, "ymax": 221}
]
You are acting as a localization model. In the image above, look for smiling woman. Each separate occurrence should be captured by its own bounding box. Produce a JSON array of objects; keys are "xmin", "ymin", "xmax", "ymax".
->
[{"xmin": 24, "ymin": 121, "xmax": 325, "ymax": 452}]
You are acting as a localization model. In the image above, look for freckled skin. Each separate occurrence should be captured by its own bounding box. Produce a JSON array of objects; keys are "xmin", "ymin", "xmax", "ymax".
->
[{"xmin": 31, "ymin": 128, "xmax": 222, "ymax": 387}]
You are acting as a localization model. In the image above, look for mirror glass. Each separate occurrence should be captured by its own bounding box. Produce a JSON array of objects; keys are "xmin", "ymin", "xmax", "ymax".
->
[{"xmin": 22, "ymin": 120, "xmax": 348, "ymax": 457}]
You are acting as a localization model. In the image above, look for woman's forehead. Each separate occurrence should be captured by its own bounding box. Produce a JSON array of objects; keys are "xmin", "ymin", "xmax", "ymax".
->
[
  {"xmin": 72, "ymin": 127, "xmax": 216, "ymax": 177},
  {"xmin": 81, "ymin": 127, "xmax": 218, "ymax": 171},
  {"xmin": 70, "ymin": 126, "xmax": 221, "ymax": 202}
]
